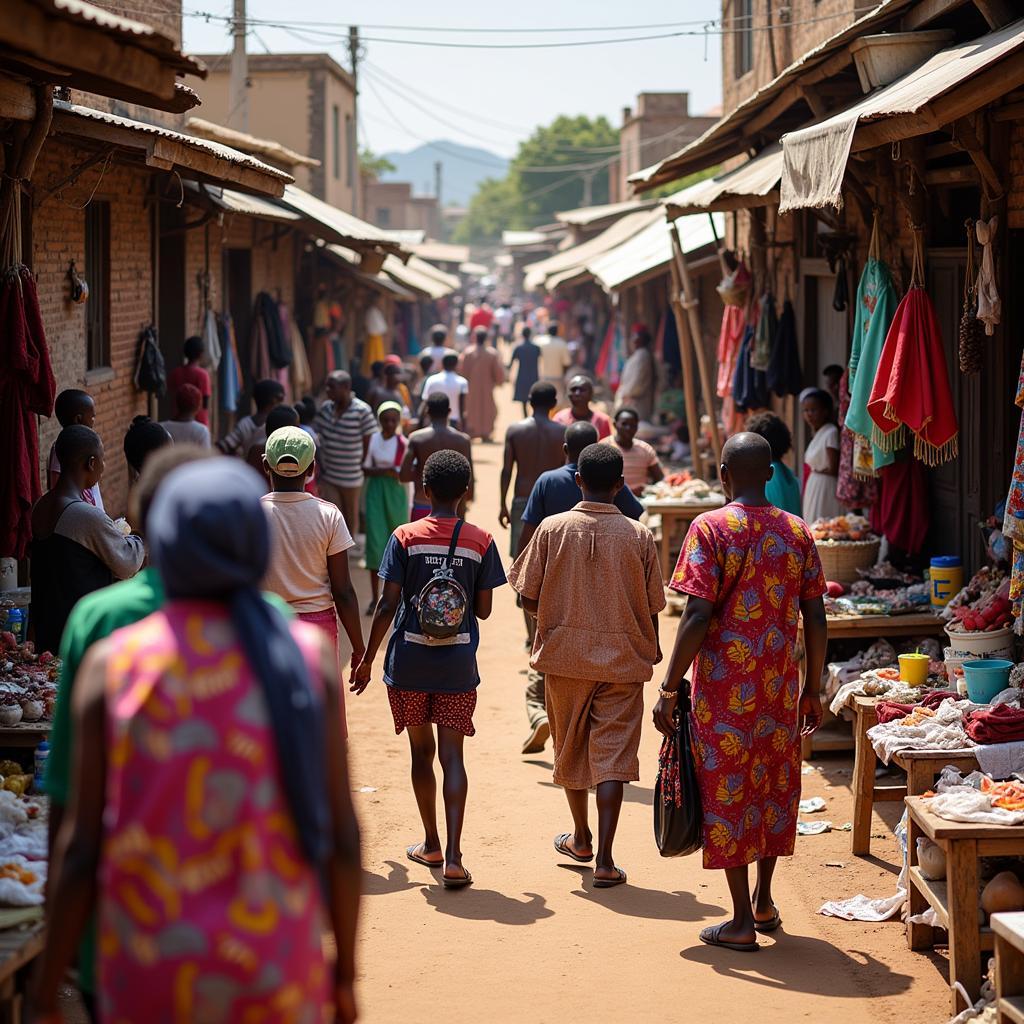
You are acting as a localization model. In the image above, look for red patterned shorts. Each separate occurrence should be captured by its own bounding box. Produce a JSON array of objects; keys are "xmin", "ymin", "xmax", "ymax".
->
[{"xmin": 386, "ymin": 686, "xmax": 477, "ymax": 737}]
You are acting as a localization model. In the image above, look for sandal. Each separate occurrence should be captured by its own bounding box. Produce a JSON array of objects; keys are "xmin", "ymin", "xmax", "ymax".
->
[
  {"xmin": 442, "ymin": 867, "xmax": 473, "ymax": 890},
  {"xmin": 699, "ymin": 923, "xmax": 758, "ymax": 952},
  {"xmin": 406, "ymin": 844, "xmax": 443, "ymax": 869},
  {"xmin": 553, "ymin": 833, "xmax": 593, "ymax": 863},
  {"xmin": 592, "ymin": 867, "xmax": 627, "ymax": 889},
  {"xmin": 753, "ymin": 904, "xmax": 782, "ymax": 933}
]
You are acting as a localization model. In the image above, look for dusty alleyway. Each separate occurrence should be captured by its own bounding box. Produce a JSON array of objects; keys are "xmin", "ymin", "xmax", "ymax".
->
[{"xmin": 343, "ymin": 379, "xmax": 951, "ymax": 1024}]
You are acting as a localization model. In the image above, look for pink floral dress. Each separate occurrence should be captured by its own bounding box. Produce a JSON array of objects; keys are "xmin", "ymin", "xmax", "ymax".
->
[{"xmin": 98, "ymin": 601, "xmax": 330, "ymax": 1023}]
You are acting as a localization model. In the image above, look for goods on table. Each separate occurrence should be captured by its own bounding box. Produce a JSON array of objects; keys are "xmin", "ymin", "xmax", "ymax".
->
[
  {"xmin": 813, "ymin": 517, "xmax": 881, "ymax": 585},
  {"xmin": 0, "ymin": 635, "xmax": 58, "ymax": 725},
  {"xmin": 980, "ymin": 776, "xmax": 1024, "ymax": 812},
  {"xmin": 944, "ymin": 567, "xmax": 1008, "ymax": 622},
  {"xmin": 644, "ymin": 476, "xmax": 724, "ymax": 504},
  {"xmin": 981, "ymin": 871, "xmax": 1024, "ymax": 916},
  {"xmin": 946, "ymin": 578, "xmax": 1013, "ymax": 634},
  {"xmin": 810, "ymin": 515, "xmax": 875, "ymax": 542}
]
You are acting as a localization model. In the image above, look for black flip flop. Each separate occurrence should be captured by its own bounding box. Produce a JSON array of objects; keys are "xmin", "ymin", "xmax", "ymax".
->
[
  {"xmin": 553, "ymin": 833, "xmax": 593, "ymax": 863},
  {"xmin": 592, "ymin": 867, "xmax": 627, "ymax": 889},
  {"xmin": 753, "ymin": 905, "xmax": 782, "ymax": 933},
  {"xmin": 442, "ymin": 868, "xmax": 473, "ymax": 890},
  {"xmin": 406, "ymin": 844, "xmax": 443, "ymax": 869},
  {"xmin": 699, "ymin": 923, "xmax": 759, "ymax": 952}
]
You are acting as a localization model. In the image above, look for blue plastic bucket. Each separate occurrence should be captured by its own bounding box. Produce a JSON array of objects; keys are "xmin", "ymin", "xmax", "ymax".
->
[{"xmin": 962, "ymin": 659, "xmax": 1014, "ymax": 704}]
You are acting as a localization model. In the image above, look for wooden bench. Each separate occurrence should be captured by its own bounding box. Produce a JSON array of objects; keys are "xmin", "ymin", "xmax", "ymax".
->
[
  {"xmin": 906, "ymin": 796, "xmax": 1024, "ymax": 1013},
  {"xmin": 0, "ymin": 920, "xmax": 45, "ymax": 1024}
]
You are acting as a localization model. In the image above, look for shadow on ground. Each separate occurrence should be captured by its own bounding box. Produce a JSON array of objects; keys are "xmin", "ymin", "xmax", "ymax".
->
[
  {"xmin": 557, "ymin": 864, "xmax": 722, "ymax": 921},
  {"xmin": 420, "ymin": 886, "xmax": 554, "ymax": 924}
]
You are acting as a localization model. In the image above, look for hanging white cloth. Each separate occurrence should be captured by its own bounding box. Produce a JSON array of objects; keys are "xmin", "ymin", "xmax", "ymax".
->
[
  {"xmin": 203, "ymin": 308, "xmax": 222, "ymax": 371},
  {"xmin": 975, "ymin": 216, "xmax": 1001, "ymax": 336}
]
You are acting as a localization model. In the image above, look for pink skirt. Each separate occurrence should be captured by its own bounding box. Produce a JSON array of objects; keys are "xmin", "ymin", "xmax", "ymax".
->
[{"xmin": 298, "ymin": 608, "xmax": 348, "ymax": 737}]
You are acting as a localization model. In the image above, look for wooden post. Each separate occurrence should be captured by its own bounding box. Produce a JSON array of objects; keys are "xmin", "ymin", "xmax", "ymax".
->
[
  {"xmin": 668, "ymin": 257, "xmax": 705, "ymax": 480},
  {"xmin": 670, "ymin": 221, "xmax": 723, "ymax": 470}
]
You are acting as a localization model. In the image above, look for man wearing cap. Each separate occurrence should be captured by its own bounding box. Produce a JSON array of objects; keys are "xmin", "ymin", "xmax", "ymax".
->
[{"xmin": 260, "ymin": 426, "xmax": 365, "ymax": 727}]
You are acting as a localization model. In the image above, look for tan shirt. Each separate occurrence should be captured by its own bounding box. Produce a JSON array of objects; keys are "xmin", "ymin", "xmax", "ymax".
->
[
  {"xmin": 508, "ymin": 502, "xmax": 666, "ymax": 682},
  {"xmin": 260, "ymin": 491, "xmax": 354, "ymax": 613}
]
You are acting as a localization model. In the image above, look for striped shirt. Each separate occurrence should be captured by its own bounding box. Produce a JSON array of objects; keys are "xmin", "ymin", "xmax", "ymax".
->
[{"xmin": 314, "ymin": 398, "xmax": 377, "ymax": 487}]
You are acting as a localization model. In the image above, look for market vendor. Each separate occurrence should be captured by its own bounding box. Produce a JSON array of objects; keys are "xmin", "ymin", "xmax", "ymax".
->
[
  {"xmin": 602, "ymin": 407, "xmax": 664, "ymax": 495},
  {"xmin": 800, "ymin": 388, "xmax": 843, "ymax": 524},
  {"xmin": 30, "ymin": 426, "xmax": 145, "ymax": 655}
]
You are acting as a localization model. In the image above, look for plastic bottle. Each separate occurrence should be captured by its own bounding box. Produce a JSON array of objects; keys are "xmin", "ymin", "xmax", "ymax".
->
[
  {"xmin": 5, "ymin": 608, "xmax": 23, "ymax": 643},
  {"xmin": 33, "ymin": 741, "xmax": 49, "ymax": 793}
]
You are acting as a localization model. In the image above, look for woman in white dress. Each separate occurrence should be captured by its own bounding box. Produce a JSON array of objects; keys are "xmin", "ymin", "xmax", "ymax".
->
[{"xmin": 801, "ymin": 387, "xmax": 843, "ymax": 524}]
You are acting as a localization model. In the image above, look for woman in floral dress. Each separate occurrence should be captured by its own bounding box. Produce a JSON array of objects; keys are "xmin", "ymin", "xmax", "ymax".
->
[{"xmin": 654, "ymin": 432, "xmax": 828, "ymax": 952}]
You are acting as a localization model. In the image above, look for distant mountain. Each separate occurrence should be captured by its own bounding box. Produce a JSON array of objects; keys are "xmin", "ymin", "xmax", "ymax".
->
[{"xmin": 380, "ymin": 140, "xmax": 509, "ymax": 207}]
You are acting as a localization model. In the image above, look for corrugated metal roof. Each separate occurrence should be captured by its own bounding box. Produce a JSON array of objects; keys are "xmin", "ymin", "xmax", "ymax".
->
[
  {"xmin": 780, "ymin": 19, "xmax": 1024, "ymax": 212},
  {"xmin": 217, "ymin": 188, "xmax": 301, "ymax": 221},
  {"xmin": 410, "ymin": 240, "xmax": 470, "ymax": 265},
  {"xmin": 279, "ymin": 185, "xmax": 405, "ymax": 252},
  {"xmin": 384, "ymin": 255, "xmax": 456, "ymax": 300},
  {"xmin": 662, "ymin": 145, "xmax": 783, "ymax": 220},
  {"xmin": 186, "ymin": 118, "xmax": 320, "ymax": 169},
  {"xmin": 554, "ymin": 198, "xmax": 655, "ymax": 226}
]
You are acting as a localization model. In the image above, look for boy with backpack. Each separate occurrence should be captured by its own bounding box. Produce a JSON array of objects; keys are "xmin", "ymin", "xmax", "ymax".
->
[{"xmin": 352, "ymin": 450, "xmax": 506, "ymax": 889}]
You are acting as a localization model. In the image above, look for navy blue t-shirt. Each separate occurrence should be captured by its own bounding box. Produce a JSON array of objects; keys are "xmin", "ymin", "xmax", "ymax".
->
[
  {"xmin": 520, "ymin": 462, "xmax": 645, "ymax": 525},
  {"xmin": 378, "ymin": 516, "xmax": 507, "ymax": 693}
]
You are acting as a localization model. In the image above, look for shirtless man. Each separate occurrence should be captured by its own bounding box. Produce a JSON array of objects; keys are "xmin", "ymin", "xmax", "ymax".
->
[{"xmin": 400, "ymin": 392, "xmax": 473, "ymax": 521}]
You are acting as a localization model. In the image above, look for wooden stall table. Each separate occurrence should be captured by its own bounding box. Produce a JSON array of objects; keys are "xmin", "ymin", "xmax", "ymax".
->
[
  {"xmin": 993, "ymin": 911, "xmax": 1024, "ymax": 1024},
  {"xmin": 850, "ymin": 695, "xmax": 978, "ymax": 856},
  {"xmin": 800, "ymin": 610, "xmax": 947, "ymax": 759},
  {"xmin": 0, "ymin": 915, "xmax": 44, "ymax": 1024},
  {"xmin": 906, "ymin": 796, "xmax": 1024, "ymax": 1013},
  {"xmin": 642, "ymin": 498, "xmax": 723, "ymax": 583},
  {"xmin": 0, "ymin": 725, "xmax": 48, "ymax": 751}
]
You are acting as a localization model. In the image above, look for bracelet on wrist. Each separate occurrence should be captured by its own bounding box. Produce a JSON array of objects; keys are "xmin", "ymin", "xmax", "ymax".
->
[{"xmin": 658, "ymin": 686, "xmax": 678, "ymax": 700}]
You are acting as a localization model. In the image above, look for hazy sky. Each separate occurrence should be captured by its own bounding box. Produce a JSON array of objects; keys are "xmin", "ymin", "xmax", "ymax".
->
[{"xmin": 183, "ymin": 1, "xmax": 725, "ymax": 158}]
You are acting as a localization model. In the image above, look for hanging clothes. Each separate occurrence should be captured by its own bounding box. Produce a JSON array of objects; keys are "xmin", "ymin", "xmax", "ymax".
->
[
  {"xmin": 218, "ymin": 315, "xmax": 241, "ymax": 413},
  {"xmin": 871, "ymin": 454, "xmax": 929, "ymax": 556},
  {"xmin": 846, "ymin": 219, "xmax": 898, "ymax": 477},
  {"xmin": 836, "ymin": 370, "xmax": 877, "ymax": 509},
  {"xmin": 750, "ymin": 292, "xmax": 776, "ymax": 372},
  {"xmin": 253, "ymin": 291, "xmax": 291, "ymax": 369},
  {"xmin": 202, "ymin": 307, "xmax": 222, "ymax": 371},
  {"xmin": 867, "ymin": 231, "xmax": 958, "ymax": 467},
  {"xmin": 1002, "ymin": 352, "xmax": 1024, "ymax": 633},
  {"xmin": 976, "ymin": 216, "xmax": 1001, "ymax": 336},
  {"xmin": 716, "ymin": 304, "xmax": 746, "ymax": 399},
  {"xmin": 732, "ymin": 322, "xmax": 769, "ymax": 412},
  {"xmin": 280, "ymin": 302, "xmax": 312, "ymax": 399},
  {"xmin": 766, "ymin": 300, "xmax": 802, "ymax": 397}
]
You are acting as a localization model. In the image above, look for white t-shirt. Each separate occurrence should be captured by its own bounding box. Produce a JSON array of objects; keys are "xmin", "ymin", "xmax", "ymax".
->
[
  {"xmin": 424, "ymin": 345, "xmax": 456, "ymax": 372},
  {"xmin": 363, "ymin": 432, "xmax": 402, "ymax": 469},
  {"xmin": 423, "ymin": 370, "xmax": 469, "ymax": 424},
  {"xmin": 260, "ymin": 491, "xmax": 355, "ymax": 613},
  {"xmin": 535, "ymin": 335, "xmax": 571, "ymax": 379},
  {"xmin": 160, "ymin": 419, "xmax": 211, "ymax": 447}
]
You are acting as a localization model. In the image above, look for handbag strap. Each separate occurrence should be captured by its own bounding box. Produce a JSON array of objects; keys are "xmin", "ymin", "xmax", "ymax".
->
[{"xmin": 443, "ymin": 519, "xmax": 464, "ymax": 570}]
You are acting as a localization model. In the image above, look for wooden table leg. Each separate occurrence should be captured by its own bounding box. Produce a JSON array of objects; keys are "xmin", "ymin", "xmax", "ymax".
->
[
  {"xmin": 997, "ymin": 931, "xmax": 1024, "ymax": 1024},
  {"xmin": 947, "ymin": 838, "xmax": 982, "ymax": 1013},
  {"xmin": 852, "ymin": 705, "xmax": 876, "ymax": 856},
  {"xmin": 906, "ymin": 810, "xmax": 933, "ymax": 951},
  {"xmin": 659, "ymin": 517, "xmax": 671, "ymax": 581}
]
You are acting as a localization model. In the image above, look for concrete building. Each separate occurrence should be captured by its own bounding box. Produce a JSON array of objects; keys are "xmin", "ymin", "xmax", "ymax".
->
[
  {"xmin": 363, "ymin": 180, "xmax": 441, "ymax": 237},
  {"xmin": 610, "ymin": 93, "xmax": 717, "ymax": 201},
  {"xmin": 189, "ymin": 52, "xmax": 358, "ymax": 213}
]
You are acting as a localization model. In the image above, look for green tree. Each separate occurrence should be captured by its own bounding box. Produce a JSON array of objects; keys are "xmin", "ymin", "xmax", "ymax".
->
[
  {"xmin": 359, "ymin": 148, "xmax": 396, "ymax": 180},
  {"xmin": 453, "ymin": 176, "xmax": 523, "ymax": 245}
]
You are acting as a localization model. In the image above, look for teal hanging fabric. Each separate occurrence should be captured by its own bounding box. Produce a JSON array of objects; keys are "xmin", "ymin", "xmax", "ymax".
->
[{"xmin": 845, "ymin": 218, "xmax": 898, "ymax": 476}]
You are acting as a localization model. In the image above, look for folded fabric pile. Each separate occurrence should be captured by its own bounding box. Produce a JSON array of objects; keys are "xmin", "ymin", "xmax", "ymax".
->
[
  {"xmin": 876, "ymin": 688, "xmax": 955, "ymax": 724},
  {"xmin": 966, "ymin": 703, "xmax": 1024, "ymax": 744},
  {"xmin": 867, "ymin": 698, "xmax": 974, "ymax": 763},
  {"xmin": 928, "ymin": 785, "xmax": 1024, "ymax": 826}
]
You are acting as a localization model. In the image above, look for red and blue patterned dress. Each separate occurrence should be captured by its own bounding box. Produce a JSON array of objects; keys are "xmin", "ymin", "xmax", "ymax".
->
[{"xmin": 670, "ymin": 503, "xmax": 826, "ymax": 870}]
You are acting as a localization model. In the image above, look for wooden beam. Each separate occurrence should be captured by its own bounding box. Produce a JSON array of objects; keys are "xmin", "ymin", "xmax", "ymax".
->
[
  {"xmin": 973, "ymin": 0, "xmax": 1016, "ymax": 29},
  {"xmin": 665, "ymin": 190, "xmax": 780, "ymax": 221},
  {"xmin": 798, "ymin": 85, "xmax": 827, "ymax": 120},
  {"xmin": 953, "ymin": 115, "xmax": 1005, "ymax": 198},
  {"xmin": 992, "ymin": 101, "xmax": 1024, "ymax": 122},
  {"xmin": 901, "ymin": 0, "xmax": 971, "ymax": 31},
  {"xmin": 0, "ymin": 75, "xmax": 35, "ymax": 121},
  {"xmin": 924, "ymin": 164, "xmax": 981, "ymax": 185},
  {"xmin": 667, "ymin": 258, "xmax": 705, "ymax": 481}
]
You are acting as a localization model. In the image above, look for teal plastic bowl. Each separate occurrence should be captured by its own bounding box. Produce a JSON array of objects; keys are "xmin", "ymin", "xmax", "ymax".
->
[{"xmin": 962, "ymin": 659, "xmax": 1014, "ymax": 703}]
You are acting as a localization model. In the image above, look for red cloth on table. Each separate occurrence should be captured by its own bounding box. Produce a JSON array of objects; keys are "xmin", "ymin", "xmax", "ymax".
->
[
  {"xmin": 866, "ymin": 287, "xmax": 958, "ymax": 466},
  {"xmin": 875, "ymin": 689, "xmax": 953, "ymax": 724},
  {"xmin": 870, "ymin": 456, "xmax": 929, "ymax": 555},
  {"xmin": 965, "ymin": 704, "xmax": 1024, "ymax": 744},
  {"xmin": 0, "ymin": 267, "xmax": 55, "ymax": 559}
]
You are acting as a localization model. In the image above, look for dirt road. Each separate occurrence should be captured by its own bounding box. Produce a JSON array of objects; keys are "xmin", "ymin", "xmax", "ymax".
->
[{"xmin": 344, "ymin": 381, "xmax": 950, "ymax": 1024}]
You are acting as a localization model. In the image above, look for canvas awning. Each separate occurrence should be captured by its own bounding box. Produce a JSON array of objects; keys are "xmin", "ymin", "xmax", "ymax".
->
[
  {"xmin": 325, "ymin": 244, "xmax": 417, "ymax": 301},
  {"xmin": 523, "ymin": 209, "xmax": 658, "ymax": 292},
  {"xmin": 49, "ymin": 100, "xmax": 293, "ymax": 197},
  {"xmin": 553, "ymin": 198, "xmax": 656, "ymax": 227},
  {"xmin": 410, "ymin": 240, "xmax": 470, "ymax": 265},
  {"xmin": 185, "ymin": 117, "xmax": 320, "ymax": 169},
  {"xmin": 384, "ymin": 255, "xmax": 457, "ymax": 300},
  {"xmin": 662, "ymin": 145, "xmax": 783, "ymax": 220},
  {"xmin": 779, "ymin": 18, "xmax": 1024, "ymax": 212},
  {"xmin": 279, "ymin": 184, "xmax": 406, "ymax": 254},
  {"xmin": 1, "ymin": 0, "xmax": 206, "ymax": 112},
  {"xmin": 587, "ymin": 212, "xmax": 724, "ymax": 293}
]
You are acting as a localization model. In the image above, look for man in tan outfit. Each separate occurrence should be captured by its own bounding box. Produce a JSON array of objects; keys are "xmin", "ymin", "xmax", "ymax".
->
[{"xmin": 509, "ymin": 443, "xmax": 664, "ymax": 888}]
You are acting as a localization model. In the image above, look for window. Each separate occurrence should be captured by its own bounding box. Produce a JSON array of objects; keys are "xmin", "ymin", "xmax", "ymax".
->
[
  {"xmin": 345, "ymin": 113, "xmax": 355, "ymax": 187},
  {"xmin": 735, "ymin": 0, "xmax": 753, "ymax": 78},
  {"xmin": 85, "ymin": 201, "xmax": 110, "ymax": 370},
  {"xmin": 332, "ymin": 104, "xmax": 341, "ymax": 180},
  {"xmin": 375, "ymin": 207, "xmax": 391, "ymax": 227}
]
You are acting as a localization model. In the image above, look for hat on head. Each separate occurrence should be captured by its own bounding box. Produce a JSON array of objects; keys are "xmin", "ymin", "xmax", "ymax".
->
[
  {"xmin": 377, "ymin": 400, "xmax": 403, "ymax": 420},
  {"xmin": 385, "ymin": 354, "xmax": 403, "ymax": 366},
  {"xmin": 265, "ymin": 426, "xmax": 315, "ymax": 477}
]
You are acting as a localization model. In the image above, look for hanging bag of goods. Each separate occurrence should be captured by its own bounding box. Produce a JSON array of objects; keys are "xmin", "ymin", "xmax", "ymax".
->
[
  {"xmin": 866, "ymin": 230, "xmax": 958, "ymax": 467},
  {"xmin": 653, "ymin": 682, "xmax": 703, "ymax": 858}
]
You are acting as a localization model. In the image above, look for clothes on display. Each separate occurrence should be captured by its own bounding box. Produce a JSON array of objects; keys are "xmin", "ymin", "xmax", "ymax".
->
[
  {"xmin": 766, "ymin": 299, "xmax": 802, "ymax": 398},
  {"xmin": 836, "ymin": 370, "xmax": 877, "ymax": 509}
]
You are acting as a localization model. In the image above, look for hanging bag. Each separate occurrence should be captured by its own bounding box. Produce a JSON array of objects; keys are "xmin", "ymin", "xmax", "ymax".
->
[
  {"xmin": 654, "ymin": 680, "xmax": 703, "ymax": 857},
  {"xmin": 415, "ymin": 520, "xmax": 469, "ymax": 640}
]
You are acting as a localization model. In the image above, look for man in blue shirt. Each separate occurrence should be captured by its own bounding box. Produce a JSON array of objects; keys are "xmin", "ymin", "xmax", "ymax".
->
[{"xmin": 515, "ymin": 421, "xmax": 647, "ymax": 754}]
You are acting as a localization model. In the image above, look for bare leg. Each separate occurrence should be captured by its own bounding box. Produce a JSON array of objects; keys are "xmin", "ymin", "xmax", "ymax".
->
[
  {"xmin": 560, "ymin": 787, "xmax": 593, "ymax": 858},
  {"xmin": 406, "ymin": 725, "xmax": 442, "ymax": 864},
  {"xmin": 752, "ymin": 856, "xmax": 779, "ymax": 921},
  {"xmin": 716, "ymin": 865, "xmax": 756, "ymax": 945},
  {"xmin": 594, "ymin": 780, "xmax": 624, "ymax": 881},
  {"xmin": 436, "ymin": 727, "xmax": 469, "ymax": 880}
]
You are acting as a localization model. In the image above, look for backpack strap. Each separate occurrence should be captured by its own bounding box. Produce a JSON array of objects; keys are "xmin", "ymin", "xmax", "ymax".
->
[{"xmin": 444, "ymin": 519, "xmax": 464, "ymax": 570}]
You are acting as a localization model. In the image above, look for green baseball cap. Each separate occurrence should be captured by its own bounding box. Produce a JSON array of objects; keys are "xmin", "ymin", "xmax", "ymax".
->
[{"xmin": 265, "ymin": 426, "xmax": 315, "ymax": 477}]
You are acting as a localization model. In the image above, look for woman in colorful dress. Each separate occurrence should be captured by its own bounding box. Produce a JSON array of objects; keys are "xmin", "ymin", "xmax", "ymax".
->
[
  {"xmin": 363, "ymin": 401, "xmax": 409, "ymax": 614},
  {"xmin": 654, "ymin": 432, "xmax": 828, "ymax": 952},
  {"xmin": 34, "ymin": 458, "xmax": 361, "ymax": 1024}
]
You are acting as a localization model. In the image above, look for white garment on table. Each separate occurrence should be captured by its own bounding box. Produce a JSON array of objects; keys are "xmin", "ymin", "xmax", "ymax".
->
[
  {"xmin": 928, "ymin": 785, "xmax": 1024, "ymax": 826},
  {"xmin": 972, "ymin": 741, "xmax": 1024, "ymax": 780},
  {"xmin": 867, "ymin": 698, "xmax": 974, "ymax": 764},
  {"xmin": 802, "ymin": 423, "xmax": 843, "ymax": 524},
  {"xmin": 423, "ymin": 370, "xmax": 468, "ymax": 425}
]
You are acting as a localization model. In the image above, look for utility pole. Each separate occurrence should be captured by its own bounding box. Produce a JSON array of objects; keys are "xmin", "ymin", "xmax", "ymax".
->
[
  {"xmin": 228, "ymin": 0, "xmax": 248, "ymax": 132},
  {"xmin": 434, "ymin": 160, "xmax": 442, "ymax": 205},
  {"xmin": 581, "ymin": 166, "xmax": 597, "ymax": 207},
  {"xmin": 348, "ymin": 26, "xmax": 361, "ymax": 216}
]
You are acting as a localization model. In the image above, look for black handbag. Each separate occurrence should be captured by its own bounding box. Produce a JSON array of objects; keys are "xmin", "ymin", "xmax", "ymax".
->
[{"xmin": 654, "ymin": 681, "xmax": 704, "ymax": 857}]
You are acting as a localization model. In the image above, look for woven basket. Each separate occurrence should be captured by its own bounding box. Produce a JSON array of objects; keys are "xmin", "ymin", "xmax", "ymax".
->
[{"xmin": 816, "ymin": 538, "xmax": 881, "ymax": 585}]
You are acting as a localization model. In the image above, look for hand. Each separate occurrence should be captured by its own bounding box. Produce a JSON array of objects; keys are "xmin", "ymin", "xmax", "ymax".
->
[
  {"xmin": 350, "ymin": 660, "xmax": 372, "ymax": 695},
  {"xmin": 653, "ymin": 692, "xmax": 677, "ymax": 737},
  {"xmin": 799, "ymin": 691, "xmax": 822, "ymax": 737},
  {"xmin": 349, "ymin": 649, "xmax": 365, "ymax": 672},
  {"xmin": 498, "ymin": 505, "xmax": 510, "ymax": 529},
  {"xmin": 334, "ymin": 981, "xmax": 357, "ymax": 1024}
]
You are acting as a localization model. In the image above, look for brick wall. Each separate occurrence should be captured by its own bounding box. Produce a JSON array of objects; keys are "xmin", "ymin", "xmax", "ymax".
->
[{"xmin": 32, "ymin": 141, "xmax": 152, "ymax": 518}]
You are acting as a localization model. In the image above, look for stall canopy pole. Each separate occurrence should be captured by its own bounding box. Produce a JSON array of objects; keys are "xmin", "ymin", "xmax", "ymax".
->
[
  {"xmin": 668, "ymin": 256, "xmax": 706, "ymax": 481},
  {"xmin": 670, "ymin": 221, "xmax": 723, "ymax": 470}
]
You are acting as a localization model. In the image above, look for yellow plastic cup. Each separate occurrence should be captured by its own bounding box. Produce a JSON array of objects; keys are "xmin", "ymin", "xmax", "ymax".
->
[{"xmin": 899, "ymin": 652, "xmax": 930, "ymax": 686}]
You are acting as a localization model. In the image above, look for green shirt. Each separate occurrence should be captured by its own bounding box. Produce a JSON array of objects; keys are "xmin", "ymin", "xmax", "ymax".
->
[
  {"xmin": 45, "ymin": 567, "xmax": 292, "ymax": 994},
  {"xmin": 766, "ymin": 460, "xmax": 803, "ymax": 519}
]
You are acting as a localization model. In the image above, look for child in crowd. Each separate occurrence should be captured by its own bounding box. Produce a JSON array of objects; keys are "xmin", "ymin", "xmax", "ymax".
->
[
  {"xmin": 509, "ymin": 443, "xmax": 665, "ymax": 889},
  {"xmin": 362, "ymin": 401, "xmax": 409, "ymax": 614},
  {"xmin": 353, "ymin": 450, "xmax": 506, "ymax": 888},
  {"xmin": 122, "ymin": 416, "xmax": 173, "ymax": 485},
  {"xmin": 217, "ymin": 378, "xmax": 285, "ymax": 456},
  {"xmin": 602, "ymin": 406, "xmax": 664, "ymax": 495},
  {"xmin": 49, "ymin": 389, "xmax": 102, "ymax": 508},
  {"xmin": 746, "ymin": 411, "xmax": 802, "ymax": 518},
  {"xmin": 167, "ymin": 334, "xmax": 212, "ymax": 424},
  {"xmin": 160, "ymin": 384, "xmax": 211, "ymax": 448},
  {"xmin": 260, "ymin": 426, "xmax": 364, "ymax": 732},
  {"xmin": 246, "ymin": 404, "xmax": 301, "ymax": 484}
]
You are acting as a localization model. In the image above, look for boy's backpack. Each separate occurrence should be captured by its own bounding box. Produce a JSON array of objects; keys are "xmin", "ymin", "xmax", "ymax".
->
[{"xmin": 415, "ymin": 520, "xmax": 469, "ymax": 640}]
